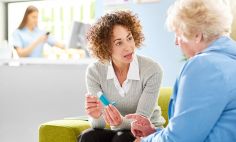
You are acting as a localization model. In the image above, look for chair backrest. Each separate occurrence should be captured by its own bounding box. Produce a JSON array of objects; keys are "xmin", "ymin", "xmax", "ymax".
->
[{"xmin": 158, "ymin": 87, "xmax": 172, "ymax": 127}]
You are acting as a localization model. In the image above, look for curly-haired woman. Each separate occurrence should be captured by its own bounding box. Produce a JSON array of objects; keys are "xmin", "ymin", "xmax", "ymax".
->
[{"xmin": 77, "ymin": 11, "xmax": 165, "ymax": 142}]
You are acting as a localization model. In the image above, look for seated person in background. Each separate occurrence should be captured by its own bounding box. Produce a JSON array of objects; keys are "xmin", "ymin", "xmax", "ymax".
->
[
  {"xmin": 12, "ymin": 5, "xmax": 64, "ymax": 57},
  {"xmin": 126, "ymin": 0, "xmax": 236, "ymax": 142},
  {"xmin": 77, "ymin": 10, "xmax": 165, "ymax": 142}
]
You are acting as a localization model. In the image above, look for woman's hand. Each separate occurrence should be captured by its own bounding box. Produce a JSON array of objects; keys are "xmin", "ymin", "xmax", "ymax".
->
[
  {"xmin": 36, "ymin": 35, "xmax": 48, "ymax": 44},
  {"xmin": 103, "ymin": 104, "xmax": 123, "ymax": 126},
  {"xmin": 126, "ymin": 114, "xmax": 156, "ymax": 137},
  {"xmin": 134, "ymin": 137, "xmax": 142, "ymax": 142},
  {"xmin": 85, "ymin": 94, "xmax": 103, "ymax": 119}
]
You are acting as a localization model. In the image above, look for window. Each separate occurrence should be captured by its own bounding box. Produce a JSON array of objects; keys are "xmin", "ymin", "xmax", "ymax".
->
[
  {"xmin": 7, "ymin": 0, "xmax": 95, "ymax": 59},
  {"xmin": 8, "ymin": 0, "xmax": 95, "ymax": 42}
]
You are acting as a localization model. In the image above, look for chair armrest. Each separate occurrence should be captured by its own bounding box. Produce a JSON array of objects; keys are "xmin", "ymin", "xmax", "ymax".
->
[{"xmin": 39, "ymin": 120, "xmax": 90, "ymax": 142}]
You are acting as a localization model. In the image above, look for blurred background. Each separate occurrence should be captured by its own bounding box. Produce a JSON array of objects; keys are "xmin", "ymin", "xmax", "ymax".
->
[{"xmin": 0, "ymin": 0, "xmax": 235, "ymax": 142}]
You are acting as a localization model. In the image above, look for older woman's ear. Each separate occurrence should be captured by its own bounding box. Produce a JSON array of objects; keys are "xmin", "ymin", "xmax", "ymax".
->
[{"xmin": 195, "ymin": 32, "xmax": 203, "ymax": 43}]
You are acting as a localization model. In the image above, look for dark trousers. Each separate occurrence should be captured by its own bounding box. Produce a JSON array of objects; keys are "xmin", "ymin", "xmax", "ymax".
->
[{"xmin": 77, "ymin": 128, "xmax": 135, "ymax": 142}]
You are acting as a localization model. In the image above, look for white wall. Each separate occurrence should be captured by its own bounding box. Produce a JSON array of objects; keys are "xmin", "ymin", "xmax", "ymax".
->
[{"xmin": 0, "ymin": 2, "xmax": 6, "ymax": 41}]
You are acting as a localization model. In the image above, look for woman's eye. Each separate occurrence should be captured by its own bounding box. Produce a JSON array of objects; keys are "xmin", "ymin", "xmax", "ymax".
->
[
  {"xmin": 115, "ymin": 42, "xmax": 122, "ymax": 46},
  {"xmin": 128, "ymin": 36, "xmax": 133, "ymax": 41}
]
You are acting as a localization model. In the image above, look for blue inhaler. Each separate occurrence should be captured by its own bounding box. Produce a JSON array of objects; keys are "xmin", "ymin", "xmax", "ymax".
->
[{"xmin": 97, "ymin": 91, "xmax": 116, "ymax": 106}]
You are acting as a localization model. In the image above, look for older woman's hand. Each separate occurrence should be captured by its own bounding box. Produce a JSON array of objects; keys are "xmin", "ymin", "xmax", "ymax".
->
[
  {"xmin": 85, "ymin": 94, "xmax": 103, "ymax": 119},
  {"xmin": 103, "ymin": 104, "xmax": 123, "ymax": 126},
  {"xmin": 134, "ymin": 137, "xmax": 142, "ymax": 142},
  {"xmin": 126, "ymin": 114, "xmax": 156, "ymax": 137}
]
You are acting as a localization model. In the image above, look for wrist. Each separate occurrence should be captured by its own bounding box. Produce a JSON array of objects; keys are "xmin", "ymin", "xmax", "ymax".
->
[
  {"xmin": 145, "ymin": 125, "xmax": 156, "ymax": 136},
  {"xmin": 149, "ymin": 127, "xmax": 156, "ymax": 134},
  {"xmin": 111, "ymin": 116, "xmax": 123, "ymax": 127},
  {"xmin": 94, "ymin": 112, "xmax": 102, "ymax": 119}
]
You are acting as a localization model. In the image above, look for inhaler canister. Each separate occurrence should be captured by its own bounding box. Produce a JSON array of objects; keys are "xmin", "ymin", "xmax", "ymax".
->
[{"xmin": 97, "ymin": 91, "xmax": 116, "ymax": 106}]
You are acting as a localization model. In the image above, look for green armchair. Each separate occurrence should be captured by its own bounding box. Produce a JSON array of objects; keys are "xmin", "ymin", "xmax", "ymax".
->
[{"xmin": 39, "ymin": 87, "xmax": 172, "ymax": 142}]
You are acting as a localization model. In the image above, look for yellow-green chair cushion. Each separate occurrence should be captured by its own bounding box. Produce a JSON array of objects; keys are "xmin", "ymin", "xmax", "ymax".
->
[
  {"xmin": 39, "ymin": 87, "xmax": 172, "ymax": 142},
  {"xmin": 39, "ymin": 120, "xmax": 90, "ymax": 142}
]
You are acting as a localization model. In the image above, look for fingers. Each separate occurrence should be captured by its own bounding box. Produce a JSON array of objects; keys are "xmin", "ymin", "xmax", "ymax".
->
[
  {"xmin": 106, "ymin": 105, "xmax": 120, "ymax": 121},
  {"xmin": 125, "ymin": 114, "xmax": 144, "ymax": 121},
  {"xmin": 132, "ymin": 120, "xmax": 144, "ymax": 130},
  {"xmin": 131, "ymin": 118, "xmax": 156, "ymax": 137},
  {"xmin": 134, "ymin": 137, "xmax": 141, "ymax": 142},
  {"xmin": 86, "ymin": 95, "xmax": 98, "ymax": 103},
  {"xmin": 126, "ymin": 114, "xmax": 150, "ymax": 126},
  {"xmin": 85, "ymin": 95, "xmax": 103, "ymax": 118},
  {"xmin": 130, "ymin": 116, "xmax": 150, "ymax": 138},
  {"xmin": 103, "ymin": 105, "xmax": 122, "ymax": 126},
  {"xmin": 131, "ymin": 126, "xmax": 139, "ymax": 137},
  {"xmin": 103, "ymin": 110, "xmax": 109, "ymax": 124},
  {"xmin": 85, "ymin": 96, "xmax": 98, "ymax": 109},
  {"xmin": 135, "ymin": 130, "xmax": 143, "ymax": 137},
  {"xmin": 103, "ymin": 109, "xmax": 114, "ymax": 124},
  {"xmin": 86, "ymin": 107, "xmax": 99, "ymax": 115},
  {"xmin": 85, "ymin": 102, "xmax": 97, "ymax": 109},
  {"xmin": 131, "ymin": 129, "xmax": 143, "ymax": 138},
  {"xmin": 108, "ymin": 105, "xmax": 120, "ymax": 116},
  {"xmin": 85, "ymin": 96, "xmax": 101, "ymax": 108}
]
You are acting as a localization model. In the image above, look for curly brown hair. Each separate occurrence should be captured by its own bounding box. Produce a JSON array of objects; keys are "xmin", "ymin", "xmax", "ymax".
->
[{"xmin": 86, "ymin": 10, "xmax": 144, "ymax": 63}]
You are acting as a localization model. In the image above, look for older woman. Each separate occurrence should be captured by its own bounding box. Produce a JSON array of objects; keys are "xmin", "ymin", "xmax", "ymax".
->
[
  {"xmin": 126, "ymin": 0, "xmax": 236, "ymax": 142},
  {"xmin": 77, "ymin": 11, "xmax": 165, "ymax": 142}
]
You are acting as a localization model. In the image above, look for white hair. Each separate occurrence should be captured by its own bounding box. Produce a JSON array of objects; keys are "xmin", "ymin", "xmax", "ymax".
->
[{"xmin": 166, "ymin": 0, "xmax": 233, "ymax": 41}]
